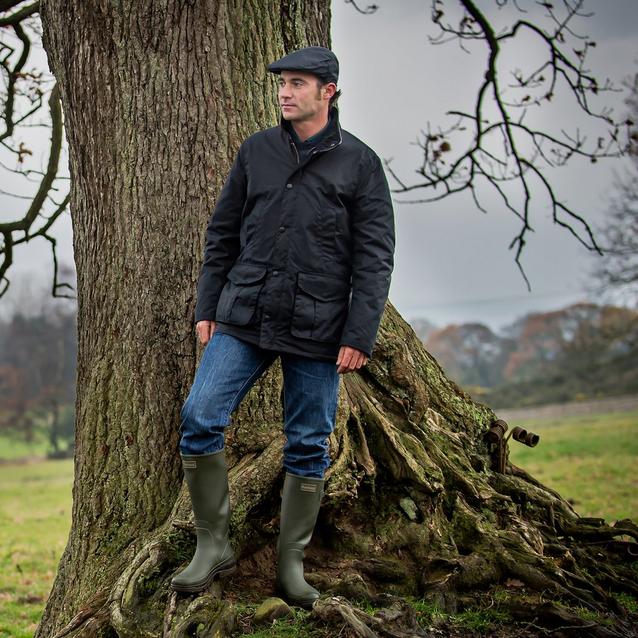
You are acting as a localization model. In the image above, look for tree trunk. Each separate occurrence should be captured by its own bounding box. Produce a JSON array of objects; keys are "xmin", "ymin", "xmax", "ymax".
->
[{"xmin": 37, "ymin": 1, "xmax": 637, "ymax": 637}]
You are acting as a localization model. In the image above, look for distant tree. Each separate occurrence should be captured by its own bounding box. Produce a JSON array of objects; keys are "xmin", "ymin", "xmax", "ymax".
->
[
  {"xmin": 0, "ymin": 362, "xmax": 34, "ymax": 439},
  {"xmin": 408, "ymin": 317, "xmax": 438, "ymax": 342},
  {"xmin": 593, "ymin": 68, "xmax": 638, "ymax": 305},
  {"xmin": 560, "ymin": 304, "xmax": 638, "ymax": 393},
  {"xmin": 486, "ymin": 304, "xmax": 638, "ymax": 408},
  {"xmin": 425, "ymin": 322, "xmax": 515, "ymax": 387},
  {"xmin": 0, "ymin": 276, "xmax": 76, "ymax": 451},
  {"xmin": 38, "ymin": 300, "xmax": 77, "ymax": 454}
]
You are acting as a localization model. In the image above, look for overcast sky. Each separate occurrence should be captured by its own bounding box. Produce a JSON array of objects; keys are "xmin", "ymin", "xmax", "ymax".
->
[
  {"xmin": 1, "ymin": 1, "xmax": 637, "ymax": 332},
  {"xmin": 332, "ymin": 0, "xmax": 638, "ymax": 330}
]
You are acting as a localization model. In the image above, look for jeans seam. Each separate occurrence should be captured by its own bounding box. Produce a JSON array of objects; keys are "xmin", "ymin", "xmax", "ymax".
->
[
  {"xmin": 222, "ymin": 357, "xmax": 272, "ymax": 423},
  {"xmin": 281, "ymin": 375, "xmax": 338, "ymax": 479}
]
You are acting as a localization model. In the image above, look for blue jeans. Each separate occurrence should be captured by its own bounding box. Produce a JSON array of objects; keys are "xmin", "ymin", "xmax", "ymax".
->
[{"xmin": 179, "ymin": 332, "xmax": 341, "ymax": 479}]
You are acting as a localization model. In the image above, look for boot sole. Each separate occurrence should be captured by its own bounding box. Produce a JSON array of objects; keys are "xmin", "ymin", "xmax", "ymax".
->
[
  {"xmin": 171, "ymin": 558, "xmax": 237, "ymax": 593},
  {"xmin": 274, "ymin": 584, "xmax": 318, "ymax": 610}
]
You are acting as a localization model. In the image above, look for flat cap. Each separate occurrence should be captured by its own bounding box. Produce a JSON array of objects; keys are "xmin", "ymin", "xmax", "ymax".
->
[{"xmin": 267, "ymin": 46, "xmax": 339, "ymax": 84}]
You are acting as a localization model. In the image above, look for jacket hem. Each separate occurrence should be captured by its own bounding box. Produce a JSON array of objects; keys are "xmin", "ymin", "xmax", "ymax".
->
[{"xmin": 214, "ymin": 322, "xmax": 339, "ymax": 363}]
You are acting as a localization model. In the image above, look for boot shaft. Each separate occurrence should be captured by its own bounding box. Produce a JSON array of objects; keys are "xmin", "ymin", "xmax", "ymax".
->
[
  {"xmin": 171, "ymin": 449, "xmax": 236, "ymax": 592},
  {"xmin": 181, "ymin": 449, "xmax": 231, "ymax": 537},
  {"xmin": 277, "ymin": 472, "xmax": 325, "ymax": 553}
]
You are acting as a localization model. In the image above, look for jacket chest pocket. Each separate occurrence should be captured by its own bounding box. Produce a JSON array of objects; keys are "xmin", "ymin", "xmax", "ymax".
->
[
  {"xmin": 216, "ymin": 262, "xmax": 267, "ymax": 325},
  {"xmin": 290, "ymin": 272, "xmax": 351, "ymax": 343}
]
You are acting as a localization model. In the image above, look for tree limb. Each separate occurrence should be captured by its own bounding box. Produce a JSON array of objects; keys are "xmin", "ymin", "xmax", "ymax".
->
[
  {"xmin": 385, "ymin": 0, "xmax": 630, "ymax": 287},
  {"xmin": 0, "ymin": 6, "xmax": 72, "ymax": 300}
]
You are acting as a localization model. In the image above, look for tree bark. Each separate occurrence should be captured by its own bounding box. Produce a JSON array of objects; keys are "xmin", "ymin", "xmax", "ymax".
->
[
  {"xmin": 36, "ymin": 1, "xmax": 637, "ymax": 637},
  {"xmin": 36, "ymin": 1, "xmax": 330, "ymax": 634}
]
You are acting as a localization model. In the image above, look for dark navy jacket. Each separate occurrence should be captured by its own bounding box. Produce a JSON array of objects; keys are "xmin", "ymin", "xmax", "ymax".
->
[{"xmin": 194, "ymin": 106, "xmax": 395, "ymax": 362}]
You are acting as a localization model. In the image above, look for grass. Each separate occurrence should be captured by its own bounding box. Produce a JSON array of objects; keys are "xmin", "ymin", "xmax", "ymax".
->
[
  {"xmin": 508, "ymin": 410, "xmax": 638, "ymax": 522},
  {"xmin": 0, "ymin": 430, "xmax": 52, "ymax": 462},
  {"xmin": 0, "ymin": 409, "xmax": 636, "ymax": 635},
  {"xmin": 356, "ymin": 596, "xmax": 512, "ymax": 634},
  {"xmin": 614, "ymin": 592, "xmax": 638, "ymax": 614},
  {"xmin": 234, "ymin": 604, "xmax": 324, "ymax": 637},
  {"xmin": 450, "ymin": 608, "xmax": 512, "ymax": 633},
  {"xmin": 235, "ymin": 598, "xmax": 512, "ymax": 636},
  {"xmin": 0, "ymin": 459, "xmax": 73, "ymax": 638}
]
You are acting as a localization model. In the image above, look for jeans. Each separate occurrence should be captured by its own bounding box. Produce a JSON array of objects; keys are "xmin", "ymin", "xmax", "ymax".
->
[{"xmin": 179, "ymin": 332, "xmax": 341, "ymax": 479}]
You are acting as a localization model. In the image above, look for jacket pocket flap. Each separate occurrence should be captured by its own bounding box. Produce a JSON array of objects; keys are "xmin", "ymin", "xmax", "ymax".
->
[
  {"xmin": 297, "ymin": 272, "xmax": 349, "ymax": 301},
  {"xmin": 227, "ymin": 262, "xmax": 267, "ymax": 285}
]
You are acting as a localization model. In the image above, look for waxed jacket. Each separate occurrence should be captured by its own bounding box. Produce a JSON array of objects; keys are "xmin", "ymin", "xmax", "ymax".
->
[{"xmin": 193, "ymin": 106, "xmax": 395, "ymax": 362}]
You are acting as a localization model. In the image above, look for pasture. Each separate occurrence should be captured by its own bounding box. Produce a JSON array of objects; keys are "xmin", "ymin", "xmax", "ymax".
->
[{"xmin": 1, "ymin": 409, "xmax": 636, "ymax": 636}]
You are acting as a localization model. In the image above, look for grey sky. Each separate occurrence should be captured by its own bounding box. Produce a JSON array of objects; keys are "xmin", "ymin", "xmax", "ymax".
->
[
  {"xmin": 1, "ymin": 1, "xmax": 637, "ymax": 331},
  {"xmin": 331, "ymin": 0, "xmax": 638, "ymax": 330}
]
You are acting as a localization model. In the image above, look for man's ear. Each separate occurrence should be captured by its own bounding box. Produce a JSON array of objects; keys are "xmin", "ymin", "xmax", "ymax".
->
[{"xmin": 321, "ymin": 82, "xmax": 337, "ymax": 101}]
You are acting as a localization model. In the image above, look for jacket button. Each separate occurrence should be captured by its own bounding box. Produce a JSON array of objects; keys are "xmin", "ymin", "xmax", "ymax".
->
[
  {"xmin": 286, "ymin": 183, "xmax": 293, "ymax": 189},
  {"xmin": 265, "ymin": 313, "xmax": 271, "ymax": 319},
  {"xmin": 279, "ymin": 226, "xmax": 285, "ymax": 232},
  {"xmin": 273, "ymin": 270, "xmax": 279, "ymax": 276}
]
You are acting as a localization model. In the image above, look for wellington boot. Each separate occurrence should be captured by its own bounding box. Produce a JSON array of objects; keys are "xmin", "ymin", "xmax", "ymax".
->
[
  {"xmin": 275, "ymin": 472, "xmax": 324, "ymax": 609},
  {"xmin": 171, "ymin": 449, "xmax": 236, "ymax": 593}
]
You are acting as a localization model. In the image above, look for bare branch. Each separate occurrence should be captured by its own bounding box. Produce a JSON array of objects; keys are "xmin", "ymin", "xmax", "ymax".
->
[
  {"xmin": 344, "ymin": 0, "xmax": 379, "ymax": 15},
  {"xmin": 388, "ymin": 0, "xmax": 630, "ymax": 285},
  {"xmin": 0, "ymin": 2, "xmax": 72, "ymax": 301},
  {"xmin": 590, "ymin": 71, "xmax": 638, "ymax": 306},
  {"xmin": 0, "ymin": 1, "xmax": 39, "ymax": 27}
]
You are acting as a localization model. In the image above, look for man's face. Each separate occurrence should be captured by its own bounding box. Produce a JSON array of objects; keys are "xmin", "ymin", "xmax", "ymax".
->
[{"xmin": 277, "ymin": 70, "xmax": 334, "ymax": 122}]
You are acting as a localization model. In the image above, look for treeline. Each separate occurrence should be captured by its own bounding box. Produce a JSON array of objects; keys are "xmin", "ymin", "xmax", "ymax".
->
[
  {"xmin": 0, "ymin": 304, "xmax": 77, "ymax": 456},
  {"xmin": 422, "ymin": 303, "xmax": 638, "ymax": 409}
]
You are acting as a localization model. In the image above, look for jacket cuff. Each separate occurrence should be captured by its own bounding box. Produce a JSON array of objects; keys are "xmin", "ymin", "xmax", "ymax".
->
[{"xmin": 194, "ymin": 312, "xmax": 216, "ymax": 324}]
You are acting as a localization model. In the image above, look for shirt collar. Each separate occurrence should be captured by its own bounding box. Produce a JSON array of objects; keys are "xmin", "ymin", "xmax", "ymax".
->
[
  {"xmin": 280, "ymin": 106, "xmax": 342, "ymax": 152},
  {"xmin": 289, "ymin": 116, "xmax": 330, "ymax": 147}
]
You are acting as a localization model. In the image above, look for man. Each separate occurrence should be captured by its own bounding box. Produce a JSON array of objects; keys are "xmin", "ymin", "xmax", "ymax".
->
[{"xmin": 171, "ymin": 46, "xmax": 395, "ymax": 608}]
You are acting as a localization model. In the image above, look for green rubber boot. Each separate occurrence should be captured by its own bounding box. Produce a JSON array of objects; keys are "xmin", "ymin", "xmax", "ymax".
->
[
  {"xmin": 171, "ymin": 449, "xmax": 236, "ymax": 593},
  {"xmin": 275, "ymin": 472, "xmax": 325, "ymax": 609}
]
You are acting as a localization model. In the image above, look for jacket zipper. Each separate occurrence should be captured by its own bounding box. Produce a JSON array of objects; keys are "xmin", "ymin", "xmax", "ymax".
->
[
  {"xmin": 288, "ymin": 134, "xmax": 342, "ymax": 167},
  {"xmin": 286, "ymin": 122, "xmax": 343, "ymax": 169}
]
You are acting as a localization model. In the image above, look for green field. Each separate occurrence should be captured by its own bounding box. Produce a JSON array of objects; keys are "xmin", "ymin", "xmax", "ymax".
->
[
  {"xmin": 0, "ymin": 459, "xmax": 73, "ymax": 638},
  {"xmin": 507, "ymin": 410, "xmax": 638, "ymax": 522},
  {"xmin": 0, "ymin": 410, "xmax": 635, "ymax": 636},
  {"xmin": 0, "ymin": 431, "xmax": 54, "ymax": 462}
]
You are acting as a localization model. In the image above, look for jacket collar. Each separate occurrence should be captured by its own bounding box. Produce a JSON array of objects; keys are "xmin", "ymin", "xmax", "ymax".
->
[{"xmin": 279, "ymin": 105, "xmax": 343, "ymax": 154}]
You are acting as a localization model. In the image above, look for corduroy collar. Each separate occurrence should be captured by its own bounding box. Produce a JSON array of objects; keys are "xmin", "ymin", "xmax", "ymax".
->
[{"xmin": 279, "ymin": 105, "xmax": 343, "ymax": 154}]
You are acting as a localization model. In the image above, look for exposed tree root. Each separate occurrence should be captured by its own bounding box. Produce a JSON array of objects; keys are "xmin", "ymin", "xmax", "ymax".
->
[
  {"xmin": 49, "ymin": 591, "xmax": 110, "ymax": 638},
  {"xmin": 311, "ymin": 595, "xmax": 429, "ymax": 637},
  {"xmin": 506, "ymin": 600, "xmax": 632, "ymax": 638},
  {"xmin": 43, "ymin": 306, "xmax": 638, "ymax": 637}
]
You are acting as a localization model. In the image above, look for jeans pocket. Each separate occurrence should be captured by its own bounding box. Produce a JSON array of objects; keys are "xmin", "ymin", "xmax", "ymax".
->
[
  {"xmin": 290, "ymin": 272, "xmax": 350, "ymax": 342},
  {"xmin": 216, "ymin": 262, "xmax": 267, "ymax": 325}
]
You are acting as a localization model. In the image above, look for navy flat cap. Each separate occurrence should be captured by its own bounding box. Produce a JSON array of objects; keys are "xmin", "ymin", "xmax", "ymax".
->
[{"xmin": 267, "ymin": 46, "xmax": 339, "ymax": 84}]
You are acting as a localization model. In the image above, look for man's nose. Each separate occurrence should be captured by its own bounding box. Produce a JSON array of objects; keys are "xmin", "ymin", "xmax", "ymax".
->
[{"xmin": 279, "ymin": 84, "xmax": 292, "ymax": 98}]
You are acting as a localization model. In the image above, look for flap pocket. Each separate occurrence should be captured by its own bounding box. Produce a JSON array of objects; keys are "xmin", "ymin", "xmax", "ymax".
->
[
  {"xmin": 297, "ymin": 272, "xmax": 349, "ymax": 301},
  {"xmin": 227, "ymin": 262, "xmax": 267, "ymax": 285}
]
